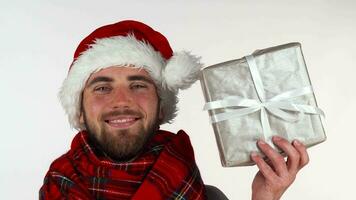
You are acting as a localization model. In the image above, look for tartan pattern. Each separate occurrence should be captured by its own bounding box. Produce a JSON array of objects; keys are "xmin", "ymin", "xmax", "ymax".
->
[{"xmin": 40, "ymin": 130, "xmax": 206, "ymax": 200}]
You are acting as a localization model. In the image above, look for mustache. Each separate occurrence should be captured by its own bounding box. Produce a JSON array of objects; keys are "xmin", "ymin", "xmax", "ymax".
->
[{"xmin": 101, "ymin": 109, "xmax": 144, "ymax": 119}]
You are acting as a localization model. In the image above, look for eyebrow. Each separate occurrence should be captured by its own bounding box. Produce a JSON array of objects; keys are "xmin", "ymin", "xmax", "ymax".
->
[
  {"xmin": 127, "ymin": 75, "xmax": 155, "ymax": 85},
  {"xmin": 87, "ymin": 76, "xmax": 113, "ymax": 87},
  {"xmin": 86, "ymin": 75, "xmax": 155, "ymax": 87}
]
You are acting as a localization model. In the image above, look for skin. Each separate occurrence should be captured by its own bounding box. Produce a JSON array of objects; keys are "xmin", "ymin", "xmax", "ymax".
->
[
  {"xmin": 251, "ymin": 136, "xmax": 309, "ymax": 200},
  {"xmin": 79, "ymin": 66, "xmax": 163, "ymax": 161},
  {"xmin": 79, "ymin": 65, "xmax": 309, "ymax": 199}
]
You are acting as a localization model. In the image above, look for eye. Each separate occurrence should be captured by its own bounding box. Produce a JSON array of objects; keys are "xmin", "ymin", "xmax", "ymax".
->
[
  {"xmin": 93, "ymin": 86, "xmax": 112, "ymax": 93},
  {"xmin": 130, "ymin": 83, "xmax": 148, "ymax": 90}
]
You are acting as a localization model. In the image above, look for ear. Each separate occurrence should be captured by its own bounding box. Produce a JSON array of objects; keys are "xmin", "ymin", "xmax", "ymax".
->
[
  {"xmin": 158, "ymin": 106, "xmax": 164, "ymax": 123},
  {"xmin": 79, "ymin": 111, "xmax": 84, "ymax": 124},
  {"xmin": 79, "ymin": 91, "xmax": 85, "ymax": 125}
]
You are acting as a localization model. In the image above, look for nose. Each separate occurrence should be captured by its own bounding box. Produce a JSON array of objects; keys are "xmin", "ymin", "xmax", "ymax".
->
[{"xmin": 110, "ymin": 87, "xmax": 133, "ymax": 109}]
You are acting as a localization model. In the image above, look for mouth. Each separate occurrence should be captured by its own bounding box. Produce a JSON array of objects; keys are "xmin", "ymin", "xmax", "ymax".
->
[{"xmin": 104, "ymin": 116, "xmax": 141, "ymax": 129}]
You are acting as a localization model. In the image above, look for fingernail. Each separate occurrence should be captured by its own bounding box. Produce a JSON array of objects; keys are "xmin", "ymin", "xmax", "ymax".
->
[
  {"xmin": 251, "ymin": 152, "xmax": 258, "ymax": 158},
  {"xmin": 293, "ymin": 140, "xmax": 301, "ymax": 146},
  {"xmin": 273, "ymin": 136, "xmax": 282, "ymax": 141},
  {"xmin": 258, "ymin": 140, "xmax": 266, "ymax": 146}
]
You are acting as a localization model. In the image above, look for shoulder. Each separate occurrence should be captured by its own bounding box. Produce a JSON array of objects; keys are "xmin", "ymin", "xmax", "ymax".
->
[{"xmin": 43, "ymin": 151, "xmax": 76, "ymax": 181}]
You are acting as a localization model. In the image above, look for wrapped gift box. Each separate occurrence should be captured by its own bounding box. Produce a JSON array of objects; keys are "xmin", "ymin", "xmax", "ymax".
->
[{"xmin": 200, "ymin": 43, "xmax": 326, "ymax": 167}]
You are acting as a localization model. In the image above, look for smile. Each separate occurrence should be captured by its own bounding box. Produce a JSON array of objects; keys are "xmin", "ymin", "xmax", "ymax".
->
[{"xmin": 104, "ymin": 116, "xmax": 140, "ymax": 129}]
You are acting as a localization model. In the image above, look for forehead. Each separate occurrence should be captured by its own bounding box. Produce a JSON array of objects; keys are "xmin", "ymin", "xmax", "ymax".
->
[{"xmin": 87, "ymin": 66, "xmax": 153, "ymax": 82}]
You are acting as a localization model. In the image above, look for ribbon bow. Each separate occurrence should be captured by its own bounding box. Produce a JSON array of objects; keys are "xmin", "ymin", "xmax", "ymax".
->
[{"xmin": 204, "ymin": 55, "xmax": 324, "ymax": 140}]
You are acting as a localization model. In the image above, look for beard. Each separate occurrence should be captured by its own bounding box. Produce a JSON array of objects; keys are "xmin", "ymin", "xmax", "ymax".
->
[{"xmin": 82, "ymin": 108, "xmax": 160, "ymax": 162}]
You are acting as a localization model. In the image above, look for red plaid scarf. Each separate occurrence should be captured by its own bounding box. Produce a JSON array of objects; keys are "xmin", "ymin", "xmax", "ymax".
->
[{"xmin": 40, "ymin": 130, "xmax": 206, "ymax": 200}]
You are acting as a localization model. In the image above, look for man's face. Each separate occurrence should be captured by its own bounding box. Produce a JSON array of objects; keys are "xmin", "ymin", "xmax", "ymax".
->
[{"xmin": 80, "ymin": 66, "xmax": 162, "ymax": 161}]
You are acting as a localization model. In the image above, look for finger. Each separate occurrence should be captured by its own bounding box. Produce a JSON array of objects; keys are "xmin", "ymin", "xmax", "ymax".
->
[
  {"xmin": 251, "ymin": 152, "xmax": 279, "ymax": 181},
  {"xmin": 257, "ymin": 140, "xmax": 288, "ymax": 176},
  {"xmin": 272, "ymin": 136, "xmax": 300, "ymax": 173},
  {"xmin": 292, "ymin": 140, "xmax": 309, "ymax": 169}
]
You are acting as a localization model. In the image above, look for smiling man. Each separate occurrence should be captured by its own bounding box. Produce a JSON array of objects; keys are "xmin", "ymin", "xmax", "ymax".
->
[
  {"xmin": 81, "ymin": 67, "xmax": 161, "ymax": 161},
  {"xmin": 40, "ymin": 20, "xmax": 206, "ymax": 200},
  {"xmin": 40, "ymin": 20, "xmax": 309, "ymax": 200}
]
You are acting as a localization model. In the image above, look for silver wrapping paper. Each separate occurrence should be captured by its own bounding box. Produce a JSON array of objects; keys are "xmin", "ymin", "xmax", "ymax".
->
[{"xmin": 200, "ymin": 43, "xmax": 326, "ymax": 167}]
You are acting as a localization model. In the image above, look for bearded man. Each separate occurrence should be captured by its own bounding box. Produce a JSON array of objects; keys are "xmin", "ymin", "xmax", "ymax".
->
[{"xmin": 40, "ymin": 20, "xmax": 309, "ymax": 200}]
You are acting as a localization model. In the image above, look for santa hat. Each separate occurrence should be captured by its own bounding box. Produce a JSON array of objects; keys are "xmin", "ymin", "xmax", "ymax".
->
[{"xmin": 59, "ymin": 20, "xmax": 202, "ymax": 130}]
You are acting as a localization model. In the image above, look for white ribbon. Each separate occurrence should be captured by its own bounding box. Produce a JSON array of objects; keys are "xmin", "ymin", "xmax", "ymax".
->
[{"xmin": 204, "ymin": 55, "xmax": 324, "ymax": 140}]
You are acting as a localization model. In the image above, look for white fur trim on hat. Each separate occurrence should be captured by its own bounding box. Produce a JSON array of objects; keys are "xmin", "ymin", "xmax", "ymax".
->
[
  {"xmin": 163, "ymin": 51, "xmax": 202, "ymax": 91},
  {"xmin": 59, "ymin": 35, "xmax": 202, "ymax": 130}
]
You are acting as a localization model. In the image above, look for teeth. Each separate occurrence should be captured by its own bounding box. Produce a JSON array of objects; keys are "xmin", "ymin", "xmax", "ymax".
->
[{"xmin": 109, "ymin": 118, "xmax": 135, "ymax": 123}]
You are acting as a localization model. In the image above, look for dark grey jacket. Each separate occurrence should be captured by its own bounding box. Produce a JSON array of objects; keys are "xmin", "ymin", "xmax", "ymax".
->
[{"xmin": 205, "ymin": 185, "xmax": 229, "ymax": 200}]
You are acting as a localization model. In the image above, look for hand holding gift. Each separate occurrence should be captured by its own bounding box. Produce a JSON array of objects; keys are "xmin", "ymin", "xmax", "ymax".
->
[
  {"xmin": 200, "ymin": 42, "xmax": 325, "ymax": 199},
  {"xmin": 251, "ymin": 136, "xmax": 309, "ymax": 200}
]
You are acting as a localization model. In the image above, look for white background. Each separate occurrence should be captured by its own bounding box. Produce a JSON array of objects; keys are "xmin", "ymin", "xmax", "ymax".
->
[{"xmin": 1, "ymin": 0, "xmax": 355, "ymax": 199}]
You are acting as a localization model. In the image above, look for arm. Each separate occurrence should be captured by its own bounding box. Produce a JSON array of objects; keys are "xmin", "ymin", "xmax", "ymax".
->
[{"xmin": 250, "ymin": 136, "xmax": 309, "ymax": 200}]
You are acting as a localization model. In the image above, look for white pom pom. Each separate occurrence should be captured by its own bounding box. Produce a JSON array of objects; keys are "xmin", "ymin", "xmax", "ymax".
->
[{"xmin": 163, "ymin": 51, "xmax": 203, "ymax": 91}]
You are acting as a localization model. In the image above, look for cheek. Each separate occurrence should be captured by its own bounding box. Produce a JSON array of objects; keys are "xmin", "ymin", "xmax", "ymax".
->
[
  {"xmin": 83, "ymin": 95, "xmax": 111, "ymax": 118},
  {"xmin": 134, "ymin": 94, "xmax": 159, "ymax": 114}
]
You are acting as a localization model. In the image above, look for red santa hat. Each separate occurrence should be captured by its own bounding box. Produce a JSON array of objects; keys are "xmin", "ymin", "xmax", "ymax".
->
[{"xmin": 59, "ymin": 20, "xmax": 202, "ymax": 130}]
